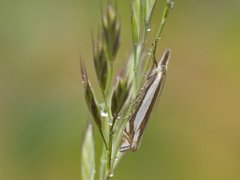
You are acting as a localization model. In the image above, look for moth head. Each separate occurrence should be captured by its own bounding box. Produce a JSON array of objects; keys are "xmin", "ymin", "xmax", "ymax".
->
[{"xmin": 159, "ymin": 49, "xmax": 171, "ymax": 67}]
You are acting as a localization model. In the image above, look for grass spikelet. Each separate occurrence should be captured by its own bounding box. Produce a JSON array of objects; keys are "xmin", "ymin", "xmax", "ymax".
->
[
  {"xmin": 102, "ymin": 4, "xmax": 120, "ymax": 61},
  {"xmin": 93, "ymin": 35, "xmax": 109, "ymax": 91},
  {"xmin": 80, "ymin": 61, "xmax": 102, "ymax": 130},
  {"xmin": 111, "ymin": 68, "xmax": 131, "ymax": 118}
]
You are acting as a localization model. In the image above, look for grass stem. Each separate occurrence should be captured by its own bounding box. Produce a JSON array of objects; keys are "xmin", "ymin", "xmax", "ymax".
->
[{"xmin": 142, "ymin": 0, "xmax": 173, "ymax": 81}]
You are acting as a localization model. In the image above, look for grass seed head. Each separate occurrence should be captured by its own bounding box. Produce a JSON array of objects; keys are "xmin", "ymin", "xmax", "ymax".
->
[
  {"xmin": 111, "ymin": 68, "xmax": 131, "ymax": 117},
  {"xmin": 93, "ymin": 36, "xmax": 109, "ymax": 91},
  {"xmin": 80, "ymin": 61, "xmax": 102, "ymax": 130},
  {"xmin": 102, "ymin": 4, "xmax": 120, "ymax": 61}
]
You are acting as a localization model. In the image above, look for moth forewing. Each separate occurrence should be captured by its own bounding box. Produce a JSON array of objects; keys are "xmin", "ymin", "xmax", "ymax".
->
[
  {"xmin": 132, "ymin": 70, "xmax": 166, "ymax": 151},
  {"xmin": 120, "ymin": 49, "xmax": 171, "ymax": 152}
]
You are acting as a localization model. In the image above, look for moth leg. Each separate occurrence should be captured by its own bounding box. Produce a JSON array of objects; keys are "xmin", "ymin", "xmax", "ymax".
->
[{"xmin": 120, "ymin": 133, "xmax": 132, "ymax": 152}]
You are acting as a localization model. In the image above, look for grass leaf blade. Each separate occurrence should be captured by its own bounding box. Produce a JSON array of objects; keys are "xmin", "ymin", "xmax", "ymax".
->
[
  {"xmin": 81, "ymin": 124, "xmax": 95, "ymax": 180},
  {"xmin": 145, "ymin": 0, "xmax": 157, "ymax": 25}
]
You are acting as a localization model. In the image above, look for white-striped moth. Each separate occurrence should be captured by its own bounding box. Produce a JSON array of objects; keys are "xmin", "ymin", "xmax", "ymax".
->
[{"xmin": 120, "ymin": 49, "xmax": 171, "ymax": 152}]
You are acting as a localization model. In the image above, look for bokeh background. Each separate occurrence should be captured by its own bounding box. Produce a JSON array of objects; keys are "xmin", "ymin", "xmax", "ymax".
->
[{"xmin": 1, "ymin": 0, "xmax": 240, "ymax": 179}]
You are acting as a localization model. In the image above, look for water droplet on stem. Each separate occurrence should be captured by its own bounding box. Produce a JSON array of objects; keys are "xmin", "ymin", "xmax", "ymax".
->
[
  {"xmin": 109, "ymin": 172, "xmax": 114, "ymax": 177},
  {"xmin": 100, "ymin": 110, "xmax": 108, "ymax": 117},
  {"xmin": 147, "ymin": 50, "xmax": 151, "ymax": 56}
]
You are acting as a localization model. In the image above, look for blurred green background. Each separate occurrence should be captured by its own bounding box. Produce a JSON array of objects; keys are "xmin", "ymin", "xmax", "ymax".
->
[{"xmin": 1, "ymin": 0, "xmax": 240, "ymax": 179}]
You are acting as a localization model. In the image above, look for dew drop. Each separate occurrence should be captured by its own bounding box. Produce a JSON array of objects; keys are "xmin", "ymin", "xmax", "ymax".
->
[
  {"xmin": 100, "ymin": 110, "xmax": 108, "ymax": 117},
  {"xmin": 109, "ymin": 173, "xmax": 114, "ymax": 177},
  {"xmin": 108, "ymin": 122, "xmax": 113, "ymax": 126},
  {"xmin": 117, "ymin": 116, "xmax": 121, "ymax": 120},
  {"xmin": 147, "ymin": 27, "xmax": 151, "ymax": 32}
]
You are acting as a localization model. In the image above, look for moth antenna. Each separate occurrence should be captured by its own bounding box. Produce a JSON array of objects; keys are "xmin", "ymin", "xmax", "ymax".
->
[
  {"xmin": 151, "ymin": 39, "xmax": 158, "ymax": 69},
  {"xmin": 153, "ymin": 54, "xmax": 158, "ymax": 67}
]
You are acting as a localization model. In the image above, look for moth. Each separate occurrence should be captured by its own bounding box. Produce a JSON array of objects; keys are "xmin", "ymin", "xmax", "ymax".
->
[{"xmin": 120, "ymin": 49, "xmax": 171, "ymax": 152}]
